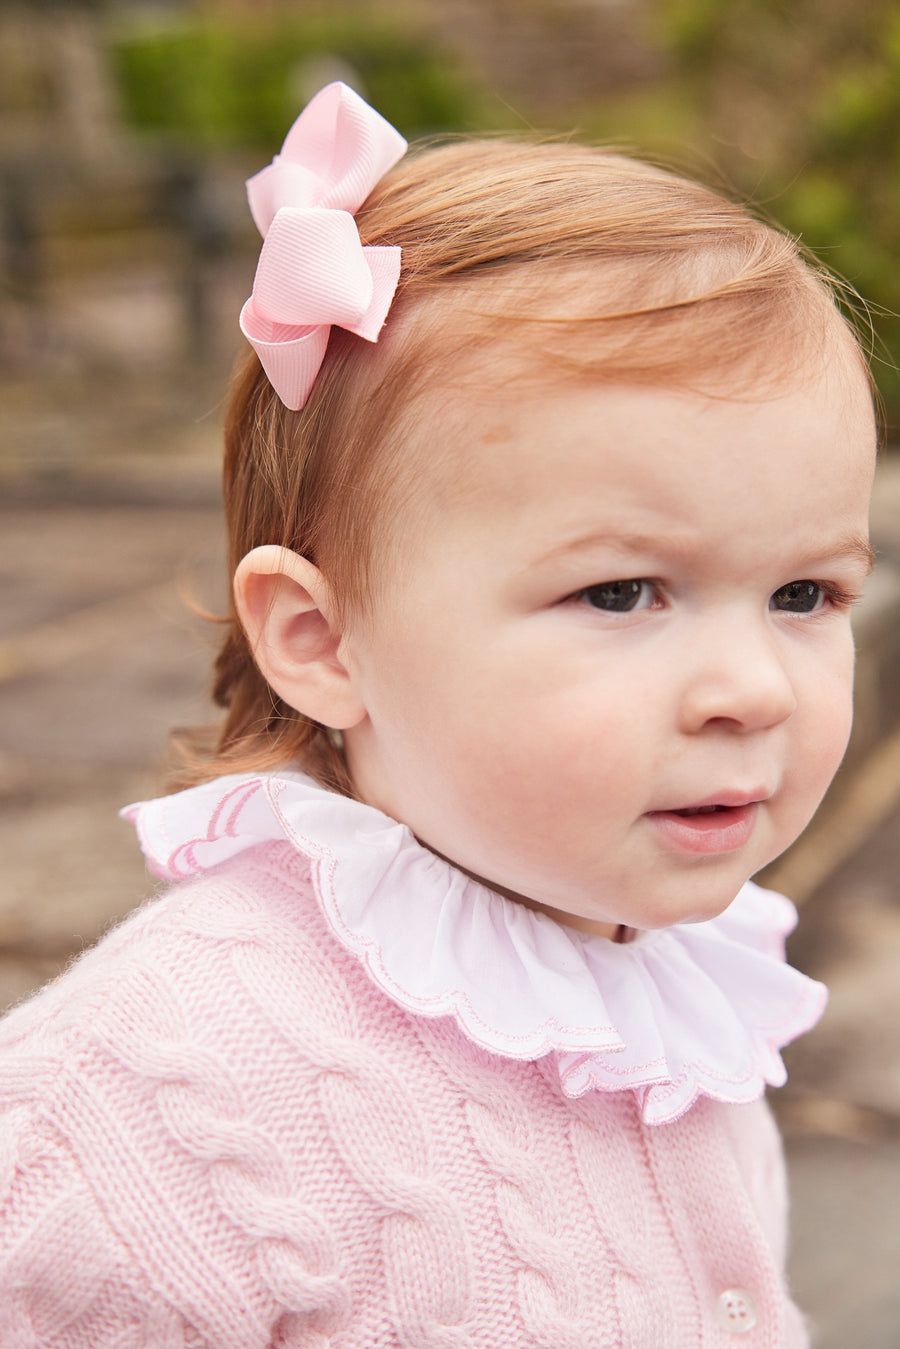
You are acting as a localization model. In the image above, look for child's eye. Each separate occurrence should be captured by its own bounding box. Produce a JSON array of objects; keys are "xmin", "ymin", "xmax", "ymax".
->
[
  {"xmin": 575, "ymin": 579, "xmax": 656, "ymax": 612},
  {"xmin": 769, "ymin": 581, "xmax": 826, "ymax": 613}
]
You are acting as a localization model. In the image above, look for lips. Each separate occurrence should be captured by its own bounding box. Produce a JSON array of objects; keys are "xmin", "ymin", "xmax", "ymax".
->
[{"xmin": 646, "ymin": 800, "xmax": 761, "ymax": 854}]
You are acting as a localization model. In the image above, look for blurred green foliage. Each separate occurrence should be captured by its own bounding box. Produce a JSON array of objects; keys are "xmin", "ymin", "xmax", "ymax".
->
[
  {"xmin": 646, "ymin": 0, "xmax": 900, "ymax": 417},
  {"xmin": 110, "ymin": 6, "xmax": 481, "ymax": 148}
]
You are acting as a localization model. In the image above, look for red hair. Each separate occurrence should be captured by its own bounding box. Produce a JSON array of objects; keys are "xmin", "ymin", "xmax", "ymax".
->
[{"xmin": 170, "ymin": 137, "xmax": 868, "ymax": 790}]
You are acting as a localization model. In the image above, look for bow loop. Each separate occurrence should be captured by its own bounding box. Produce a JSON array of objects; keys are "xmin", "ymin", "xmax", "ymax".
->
[
  {"xmin": 252, "ymin": 209, "xmax": 375, "ymax": 329},
  {"xmin": 240, "ymin": 82, "xmax": 407, "ymax": 409},
  {"xmin": 279, "ymin": 81, "xmax": 408, "ymax": 213},
  {"xmin": 247, "ymin": 159, "xmax": 322, "ymax": 235}
]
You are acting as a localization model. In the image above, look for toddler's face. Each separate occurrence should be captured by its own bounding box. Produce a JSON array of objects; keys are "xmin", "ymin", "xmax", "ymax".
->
[{"xmin": 341, "ymin": 346, "xmax": 876, "ymax": 937}]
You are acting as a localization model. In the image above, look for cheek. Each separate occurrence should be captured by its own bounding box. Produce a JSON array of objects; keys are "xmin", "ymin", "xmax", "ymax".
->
[
  {"xmin": 436, "ymin": 678, "xmax": 650, "ymax": 826},
  {"xmin": 820, "ymin": 695, "xmax": 855, "ymax": 780},
  {"xmin": 795, "ymin": 645, "xmax": 856, "ymax": 791}
]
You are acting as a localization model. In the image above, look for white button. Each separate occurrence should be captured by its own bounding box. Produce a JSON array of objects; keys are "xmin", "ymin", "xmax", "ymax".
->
[{"xmin": 715, "ymin": 1288, "xmax": 758, "ymax": 1333}]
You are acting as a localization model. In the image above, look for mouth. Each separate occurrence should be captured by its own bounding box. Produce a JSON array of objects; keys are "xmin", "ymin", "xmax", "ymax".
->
[
  {"xmin": 646, "ymin": 798, "xmax": 763, "ymax": 854},
  {"xmin": 673, "ymin": 804, "xmax": 731, "ymax": 816}
]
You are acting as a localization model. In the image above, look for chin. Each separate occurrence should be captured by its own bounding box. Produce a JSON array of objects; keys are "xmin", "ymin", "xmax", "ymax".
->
[{"xmin": 633, "ymin": 886, "xmax": 746, "ymax": 932}]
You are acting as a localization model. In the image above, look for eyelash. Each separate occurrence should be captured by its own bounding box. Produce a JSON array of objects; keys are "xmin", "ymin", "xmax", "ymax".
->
[{"xmin": 570, "ymin": 579, "xmax": 860, "ymax": 615}]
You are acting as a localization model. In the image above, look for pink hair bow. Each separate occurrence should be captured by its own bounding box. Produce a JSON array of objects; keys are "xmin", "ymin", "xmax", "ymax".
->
[{"xmin": 239, "ymin": 83, "xmax": 407, "ymax": 409}]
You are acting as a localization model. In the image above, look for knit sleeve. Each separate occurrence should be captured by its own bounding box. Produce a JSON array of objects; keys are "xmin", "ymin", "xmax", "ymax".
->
[
  {"xmin": 0, "ymin": 876, "xmax": 352, "ymax": 1349},
  {"xmin": 0, "ymin": 1019, "xmax": 355, "ymax": 1348},
  {"xmin": 0, "ymin": 1081, "xmax": 189, "ymax": 1347}
]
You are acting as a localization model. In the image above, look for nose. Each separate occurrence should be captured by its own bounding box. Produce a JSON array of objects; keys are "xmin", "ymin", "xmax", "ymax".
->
[{"xmin": 677, "ymin": 617, "xmax": 798, "ymax": 736}]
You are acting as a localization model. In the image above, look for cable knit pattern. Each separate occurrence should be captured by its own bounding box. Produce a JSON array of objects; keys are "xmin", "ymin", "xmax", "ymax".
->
[
  {"xmin": 566, "ymin": 1089, "xmax": 695, "ymax": 1345},
  {"xmin": 224, "ymin": 894, "xmax": 476, "ymax": 1347},
  {"xmin": 415, "ymin": 1022, "xmax": 593, "ymax": 1349},
  {"xmin": 0, "ymin": 840, "xmax": 811, "ymax": 1346},
  {"xmin": 88, "ymin": 963, "xmax": 350, "ymax": 1337}
]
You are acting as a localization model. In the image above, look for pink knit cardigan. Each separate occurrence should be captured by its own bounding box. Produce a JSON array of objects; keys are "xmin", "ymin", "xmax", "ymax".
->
[{"xmin": 0, "ymin": 788, "xmax": 815, "ymax": 1345}]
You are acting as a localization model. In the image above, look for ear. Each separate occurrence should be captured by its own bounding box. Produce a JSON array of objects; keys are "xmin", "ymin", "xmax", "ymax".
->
[{"xmin": 233, "ymin": 545, "xmax": 366, "ymax": 730}]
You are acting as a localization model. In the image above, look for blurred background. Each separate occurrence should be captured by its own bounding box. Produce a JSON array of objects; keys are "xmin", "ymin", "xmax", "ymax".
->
[{"xmin": 1, "ymin": 1, "xmax": 899, "ymax": 1343}]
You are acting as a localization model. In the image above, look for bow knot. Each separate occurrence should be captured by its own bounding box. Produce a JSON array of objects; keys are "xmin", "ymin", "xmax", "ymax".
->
[{"xmin": 239, "ymin": 83, "xmax": 407, "ymax": 409}]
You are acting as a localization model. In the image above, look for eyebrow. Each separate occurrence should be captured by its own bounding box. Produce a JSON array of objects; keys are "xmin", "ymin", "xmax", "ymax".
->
[
  {"xmin": 831, "ymin": 536, "xmax": 876, "ymax": 574},
  {"xmin": 536, "ymin": 530, "xmax": 678, "ymax": 567},
  {"xmin": 537, "ymin": 531, "xmax": 876, "ymax": 573}
]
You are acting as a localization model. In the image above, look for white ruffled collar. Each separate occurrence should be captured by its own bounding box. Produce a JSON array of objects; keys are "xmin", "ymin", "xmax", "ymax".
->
[{"xmin": 123, "ymin": 771, "xmax": 826, "ymax": 1126}]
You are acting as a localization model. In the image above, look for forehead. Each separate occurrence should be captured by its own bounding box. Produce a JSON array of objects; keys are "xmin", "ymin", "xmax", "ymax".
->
[{"xmin": 401, "ymin": 333, "xmax": 875, "ymax": 516}]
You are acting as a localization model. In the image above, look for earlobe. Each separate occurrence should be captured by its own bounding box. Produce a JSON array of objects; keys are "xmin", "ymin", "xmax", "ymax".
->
[{"xmin": 233, "ymin": 545, "xmax": 366, "ymax": 730}]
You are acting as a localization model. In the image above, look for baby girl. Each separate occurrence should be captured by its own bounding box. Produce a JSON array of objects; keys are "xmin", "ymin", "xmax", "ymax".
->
[{"xmin": 0, "ymin": 82, "xmax": 876, "ymax": 1346}]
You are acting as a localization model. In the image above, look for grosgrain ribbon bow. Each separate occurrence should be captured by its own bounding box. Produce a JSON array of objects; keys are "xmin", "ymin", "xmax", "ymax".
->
[{"xmin": 239, "ymin": 83, "xmax": 407, "ymax": 410}]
